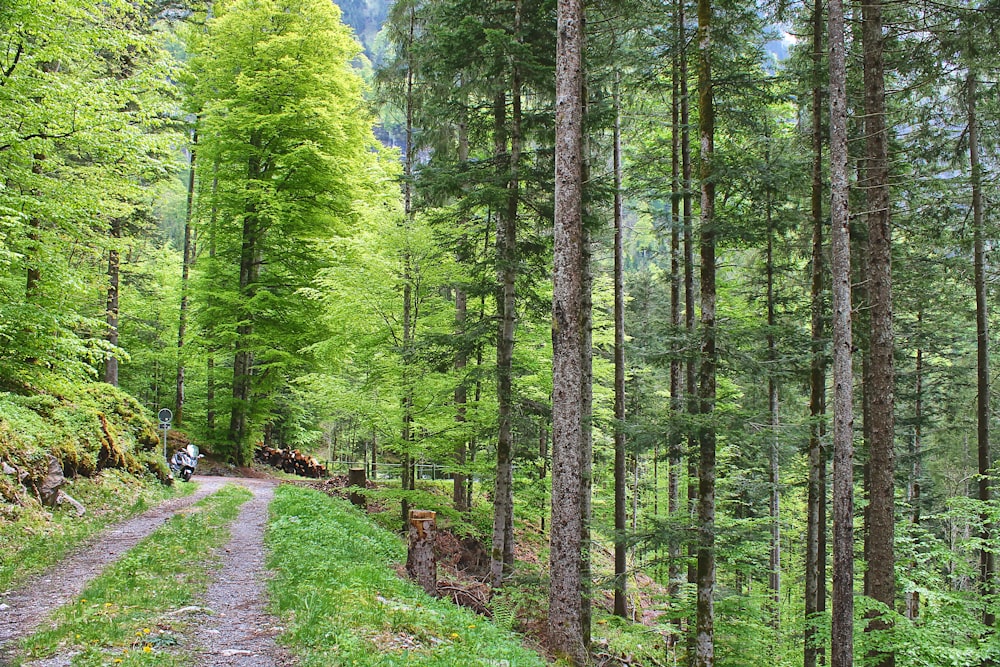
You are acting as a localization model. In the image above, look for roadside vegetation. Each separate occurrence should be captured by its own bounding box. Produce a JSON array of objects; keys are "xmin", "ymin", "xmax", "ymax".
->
[
  {"xmin": 0, "ymin": 383, "xmax": 185, "ymax": 592},
  {"xmin": 12, "ymin": 484, "xmax": 251, "ymax": 667},
  {"xmin": 266, "ymin": 484, "xmax": 548, "ymax": 666},
  {"xmin": 0, "ymin": 470, "xmax": 191, "ymax": 592}
]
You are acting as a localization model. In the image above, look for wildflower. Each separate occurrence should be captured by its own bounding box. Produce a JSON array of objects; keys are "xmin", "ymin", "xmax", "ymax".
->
[{"xmin": 143, "ymin": 645, "xmax": 152, "ymax": 653}]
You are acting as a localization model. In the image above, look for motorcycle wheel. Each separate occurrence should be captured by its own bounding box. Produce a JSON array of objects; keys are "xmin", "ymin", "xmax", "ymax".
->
[{"xmin": 181, "ymin": 468, "xmax": 193, "ymax": 482}]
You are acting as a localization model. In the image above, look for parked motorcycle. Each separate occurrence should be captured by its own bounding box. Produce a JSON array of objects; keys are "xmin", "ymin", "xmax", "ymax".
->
[{"xmin": 169, "ymin": 444, "xmax": 203, "ymax": 482}]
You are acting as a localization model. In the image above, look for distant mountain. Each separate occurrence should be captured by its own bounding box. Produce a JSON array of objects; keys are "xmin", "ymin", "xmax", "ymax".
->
[{"xmin": 335, "ymin": 0, "xmax": 392, "ymax": 60}]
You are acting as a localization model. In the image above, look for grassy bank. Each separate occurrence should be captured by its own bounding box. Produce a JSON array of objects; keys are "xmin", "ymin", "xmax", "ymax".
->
[
  {"xmin": 12, "ymin": 483, "xmax": 252, "ymax": 667},
  {"xmin": 267, "ymin": 484, "xmax": 548, "ymax": 666}
]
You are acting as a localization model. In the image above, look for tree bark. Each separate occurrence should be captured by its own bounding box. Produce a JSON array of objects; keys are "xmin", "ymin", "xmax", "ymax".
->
[
  {"xmin": 668, "ymin": 25, "xmax": 683, "ymax": 607},
  {"xmin": 206, "ymin": 164, "xmax": 219, "ymax": 436},
  {"xmin": 490, "ymin": 39, "xmax": 521, "ymax": 581},
  {"xmin": 613, "ymin": 73, "xmax": 628, "ymax": 620},
  {"xmin": 400, "ymin": 2, "xmax": 417, "ymax": 531},
  {"xmin": 407, "ymin": 510, "xmax": 438, "ymax": 596},
  {"xmin": 969, "ymin": 70, "xmax": 994, "ymax": 628},
  {"xmin": 829, "ymin": 0, "xmax": 855, "ymax": 659},
  {"xmin": 805, "ymin": 1, "xmax": 827, "ymax": 664},
  {"xmin": 766, "ymin": 187, "xmax": 780, "ymax": 629},
  {"xmin": 549, "ymin": 0, "xmax": 589, "ymax": 661},
  {"xmin": 695, "ymin": 0, "xmax": 716, "ymax": 659},
  {"xmin": 580, "ymin": 224, "xmax": 594, "ymax": 645},
  {"xmin": 175, "ymin": 129, "xmax": 197, "ymax": 426},
  {"xmin": 906, "ymin": 311, "xmax": 923, "ymax": 620},
  {"xmin": 26, "ymin": 153, "xmax": 45, "ymax": 300},
  {"xmin": 862, "ymin": 0, "xmax": 895, "ymax": 659},
  {"xmin": 104, "ymin": 216, "xmax": 121, "ymax": 387},
  {"xmin": 454, "ymin": 93, "xmax": 470, "ymax": 513},
  {"xmin": 681, "ymin": 3, "xmax": 698, "ymax": 654},
  {"xmin": 229, "ymin": 131, "xmax": 263, "ymax": 465}
]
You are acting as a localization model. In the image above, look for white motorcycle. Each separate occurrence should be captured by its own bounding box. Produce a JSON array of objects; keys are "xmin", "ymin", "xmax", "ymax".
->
[{"xmin": 169, "ymin": 444, "xmax": 203, "ymax": 482}]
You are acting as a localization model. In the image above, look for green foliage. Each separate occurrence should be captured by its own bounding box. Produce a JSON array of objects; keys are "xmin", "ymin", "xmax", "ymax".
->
[
  {"xmin": 13, "ymin": 484, "xmax": 251, "ymax": 666},
  {"xmin": 185, "ymin": 0, "xmax": 396, "ymax": 458},
  {"xmin": 0, "ymin": 0, "xmax": 181, "ymax": 388},
  {"xmin": 266, "ymin": 484, "xmax": 546, "ymax": 666}
]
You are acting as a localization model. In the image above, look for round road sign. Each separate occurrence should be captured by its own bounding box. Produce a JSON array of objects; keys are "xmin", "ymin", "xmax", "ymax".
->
[{"xmin": 158, "ymin": 408, "xmax": 173, "ymax": 424}]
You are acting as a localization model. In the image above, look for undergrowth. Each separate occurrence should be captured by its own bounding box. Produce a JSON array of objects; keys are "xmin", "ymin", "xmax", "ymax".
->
[
  {"xmin": 266, "ymin": 484, "xmax": 547, "ymax": 666},
  {"xmin": 12, "ymin": 483, "xmax": 252, "ymax": 667}
]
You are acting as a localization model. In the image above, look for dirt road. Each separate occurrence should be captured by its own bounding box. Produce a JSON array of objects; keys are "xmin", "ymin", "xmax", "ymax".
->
[{"xmin": 0, "ymin": 475, "xmax": 292, "ymax": 666}]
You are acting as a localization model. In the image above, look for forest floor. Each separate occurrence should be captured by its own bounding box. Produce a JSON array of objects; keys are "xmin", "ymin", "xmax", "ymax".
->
[{"xmin": 0, "ymin": 474, "xmax": 292, "ymax": 667}]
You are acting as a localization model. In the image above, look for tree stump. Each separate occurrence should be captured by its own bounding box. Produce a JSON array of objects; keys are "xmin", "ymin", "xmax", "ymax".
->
[
  {"xmin": 406, "ymin": 510, "xmax": 437, "ymax": 595},
  {"xmin": 348, "ymin": 467, "xmax": 367, "ymax": 508}
]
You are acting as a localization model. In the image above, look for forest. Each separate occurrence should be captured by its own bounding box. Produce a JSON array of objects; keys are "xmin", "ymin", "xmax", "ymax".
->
[{"xmin": 0, "ymin": 0, "xmax": 999, "ymax": 665}]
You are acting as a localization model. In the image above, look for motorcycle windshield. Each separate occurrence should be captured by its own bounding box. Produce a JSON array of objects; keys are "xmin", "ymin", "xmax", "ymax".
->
[{"xmin": 186, "ymin": 444, "xmax": 199, "ymax": 458}]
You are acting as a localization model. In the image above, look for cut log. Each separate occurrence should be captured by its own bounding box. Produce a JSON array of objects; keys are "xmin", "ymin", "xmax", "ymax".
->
[
  {"xmin": 406, "ymin": 510, "xmax": 437, "ymax": 595},
  {"xmin": 348, "ymin": 467, "xmax": 367, "ymax": 508},
  {"xmin": 254, "ymin": 445, "xmax": 327, "ymax": 478}
]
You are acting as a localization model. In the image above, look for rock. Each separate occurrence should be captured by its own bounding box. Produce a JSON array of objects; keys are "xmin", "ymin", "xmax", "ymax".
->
[
  {"xmin": 38, "ymin": 456, "xmax": 65, "ymax": 507},
  {"xmin": 220, "ymin": 649, "xmax": 252, "ymax": 657}
]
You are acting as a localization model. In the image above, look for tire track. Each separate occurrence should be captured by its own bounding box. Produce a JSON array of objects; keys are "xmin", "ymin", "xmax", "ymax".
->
[
  {"xmin": 0, "ymin": 476, "xmax": 231, "ymax": 663},
  {"xmin": 191, "ymin": 480, "xmax": 294, "ymax": 666}
]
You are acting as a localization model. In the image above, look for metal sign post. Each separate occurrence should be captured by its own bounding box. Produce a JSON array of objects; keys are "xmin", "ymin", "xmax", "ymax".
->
[{"xmin": 158, "ymin": 408, "xmax": 173, "ymax": 460}]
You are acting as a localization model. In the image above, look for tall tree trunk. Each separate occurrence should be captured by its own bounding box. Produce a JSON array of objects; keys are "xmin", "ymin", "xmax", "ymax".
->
[
  {"xmin": 549, "ymin": 0, "xmax": 588, "ymax": 661},
  {"xmin": 906, "ymin": 310, "xmax": 923, "ymax": 620},
  {"xmin": 862, "ymin": 0, "xmax": 895, "ymax": 659},
  {"xmin": 613, "ymin": 74, "xmax": 628, "ymax": 620},
  {"xmin": 668, "ymin": 28, "xmax": 683, "ymax": 606},
  {"xmin": 26, "ymin": 153, "xmax": 45, "ymax": 300},
  {"xmin": 681, "ymin": 3, "xmax": 698, "ymax": 655},
  {"xmin": 766, "ymin": 188, "xmax": 780, "ymax": 630},
  {"xmin": 206, "ymin": 163, "xmax": 219, "ymax": 437},
  {"xmin": 695, "ymin": 0, "xmax": 716, "ymax": 660},
  {"xmin": 175, "ymin": 130, "xmax": 197, "ymax": 426},
  {"xmin": 454, "ymin": 94, "xmax": 470, "ymax": 513},
  {"xmin": 400, "ymin": 2, "xmax": 417, "ymax": 530},
  {"xmin": 969, "ymin": 70, "xmax": 994, "ymax": 629},
  {"xmin": 580, "ymin": 225, "xmax": 594, "ymax": 645},
  {"xmin": 491, "ymin": 41, "xmax": 521, "ymax": 581},
  {"xmin": 229, "ymin": 133, "xmax": 263, "ymax": 465},
  {"xmin": 829, "ymin": 0, "xmax": 855, "ymax": 660},
  {"xmin": 104, "ymin": 216, "xmax": 122, "ymax": 387},
  {"xmin": 805, "ymin": 1, "xmax": 827, "ymax": 664}
]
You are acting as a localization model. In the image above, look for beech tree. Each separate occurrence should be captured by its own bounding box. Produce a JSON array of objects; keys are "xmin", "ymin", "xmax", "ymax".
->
[{"xmin": 187, "ymin": 0, "xmax": 383, "ymax": 462}]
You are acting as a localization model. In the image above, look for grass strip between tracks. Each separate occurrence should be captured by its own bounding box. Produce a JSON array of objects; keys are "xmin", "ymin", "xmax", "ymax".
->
[
  {"xmin": 12, "ymin": 483, "xmax": 252, "ymax": 667},
  {"xmin": 266, "ymin": 484, "xmax": 547, "ymax": 667}
]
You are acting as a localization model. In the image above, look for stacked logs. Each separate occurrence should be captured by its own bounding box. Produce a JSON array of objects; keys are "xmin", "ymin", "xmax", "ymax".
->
[{"xmin": 255, "ymin": 446, "xmax": 327, "ymax": 478}]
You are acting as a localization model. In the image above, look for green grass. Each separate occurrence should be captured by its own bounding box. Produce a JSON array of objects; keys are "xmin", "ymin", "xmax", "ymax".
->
[
  {"xmin": 266, "ymin": 484, "xmax": 548, "ymax": 666},
  {"xmin": 13, "ymin": 483, "xmax": 252, "ymax": 667},
  {"xmin": 0, "ymin": 470, "xmax": 192, "ymax": 592}
]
